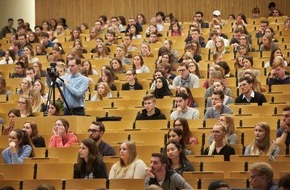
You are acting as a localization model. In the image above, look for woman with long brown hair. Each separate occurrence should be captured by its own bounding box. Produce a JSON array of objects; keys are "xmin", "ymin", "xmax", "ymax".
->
[
  {"xmin": 74, "ymin": 138, "xmax": 107, "ymax": 179},
  {"xmin": 2, "ymin": 128, "xmax": 35, "ymax": 164},
  {"xmin": 22, "ymin": 121, "xmax": 46, "ymax": 147}
]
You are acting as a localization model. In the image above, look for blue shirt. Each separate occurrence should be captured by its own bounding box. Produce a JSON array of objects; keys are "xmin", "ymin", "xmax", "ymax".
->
[
  {"xmin": 58, "ymin": 73, "xmax": 89, "ymax": 108},
  {"xmin": 2, "ymin": 145, "xmax": 32, "ymax": 164},
  {"xmin": 45, "ymin": 41, "xmax": 54, "ymax": 48}
]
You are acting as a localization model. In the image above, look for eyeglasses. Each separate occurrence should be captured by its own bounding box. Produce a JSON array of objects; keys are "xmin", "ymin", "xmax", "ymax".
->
[
  {"xmin": 178, "ymin": 69, "xmax": 186, "ymax": 72},
  {"xmin": 18, "ymin": 101, "xmax": 26, "ymax": 104},
  {"xmin": 250, "ymin": 174, "xmax": 261, "ymax": 179},
  {"xmin": 88, "ymin": 129, "xmax": 100, "ymax": 133},
  {"xmin": 174, "ymin": 124, "xmax": 183, "ymax": 127},
  {"xmin": 212, "ymin": 130, "xmax": 222, "ymax": 134}
]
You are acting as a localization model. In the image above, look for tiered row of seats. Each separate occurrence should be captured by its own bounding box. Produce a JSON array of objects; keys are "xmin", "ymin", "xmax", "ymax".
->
[{"xmin": 0, "ymin": 155, "xmax": 289, "ymax": 189}]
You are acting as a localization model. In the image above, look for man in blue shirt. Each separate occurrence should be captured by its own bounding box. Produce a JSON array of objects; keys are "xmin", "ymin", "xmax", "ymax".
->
[{"xmin": 58, "ymin": 57, "xmax": 89, "ymax": 115}]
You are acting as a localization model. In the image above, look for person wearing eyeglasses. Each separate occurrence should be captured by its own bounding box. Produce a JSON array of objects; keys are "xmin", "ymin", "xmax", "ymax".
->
[
  {"xmin": 121, "ymin": 69, "xmax": 143, "ymax": 91},
  {"xmin": 17, "ymin": 95, "xmax": 34, "ymax": 117},
  {"xmin": 88, "ymin": 121, "xmax": 115, "ymax": 156},
  {"xmin": 208, "ymin": 114, "xmax": 237, "ymax": 145},
  {"xmin": 49, "ymin": 118, "xmax": 78, "ymax": 147},
  {"xmin": 248, "ymin": 162, "xmax": 278, "ymax": 190},
  {"xmin": 172, "ymin": 62, "xmax": 199, "ymax": 89},
  {"xmin": 203, "ymin": 122, "xmax": 235, "ymax": 161},
  {"xmin": 11, "ymin": 61, "xmax": 26, "ymax": 78}
]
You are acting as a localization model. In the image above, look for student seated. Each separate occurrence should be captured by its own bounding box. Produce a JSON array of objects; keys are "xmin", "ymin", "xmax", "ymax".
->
[{"xmin": 136, "ymin": 94, "xmax": 166, "ymax": 120}]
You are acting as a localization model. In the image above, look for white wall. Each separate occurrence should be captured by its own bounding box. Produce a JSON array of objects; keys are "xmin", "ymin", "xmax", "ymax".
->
[{"xmin": 0, "ymin": 0, "xmax": 35, "ymax": 30}]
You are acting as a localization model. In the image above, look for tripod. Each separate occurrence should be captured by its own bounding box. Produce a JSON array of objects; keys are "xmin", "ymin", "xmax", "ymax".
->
[{"xmin": 43, "ymin": 77, "xmax": 73, "ymax": 116}]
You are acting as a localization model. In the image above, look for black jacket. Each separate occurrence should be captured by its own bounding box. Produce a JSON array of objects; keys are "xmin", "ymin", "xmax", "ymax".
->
[
  {"xmin": 235, "ymin": 91, "xmax": 267, "ymax": 106},
  {"xmin": 136, "ymin": 107, "xmax": 166, "ymax": 120},
  {"xmin": 74, "ymin": 157, "xmax": 107, "ymax": 179},
  {"xmin": 32, "ymin": 136, "xmax": 46, "ymax": 148},
  {"xmin": 268, "ymin": 75, "xmax": 290, "ymax": 86},
  {"xmin": 121, "ymin": 82, "xmax": 143, "ymax": 90}
]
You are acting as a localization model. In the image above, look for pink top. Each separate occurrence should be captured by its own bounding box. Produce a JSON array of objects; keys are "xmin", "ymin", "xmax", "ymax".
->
[
  {"xmin": 49, "ymin": 132, "xmax": 78, "ymax": 147},
  {"xmin": 188, "ymin": 136, "xmax": 198, "ymax": 145},
  {"xmin": 171, "ymin": 31, "xmax": 181, "ymax": 36}
]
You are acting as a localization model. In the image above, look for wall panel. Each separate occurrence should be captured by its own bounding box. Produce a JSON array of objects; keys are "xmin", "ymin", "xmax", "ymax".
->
[
  {"xmin": 35, "ymin": 0, "xmax": 290, "ymax": 28},
  {"xmin": 0, "ymin": 0, "xmax": 35, "ymax": 29}
]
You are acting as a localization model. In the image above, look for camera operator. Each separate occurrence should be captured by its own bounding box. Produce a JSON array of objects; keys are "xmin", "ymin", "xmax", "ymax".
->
[{"xmin": 56, "ymin": 57, "xmax": 89, "ymax": 115}]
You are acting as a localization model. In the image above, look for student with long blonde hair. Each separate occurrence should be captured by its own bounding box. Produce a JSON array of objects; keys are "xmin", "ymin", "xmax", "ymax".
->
[
  {"xmin": 28, "ymin": 89, "xmax": 46, "ymax": 112},
  {"xmin": 91, "ymin": 82, "xmax": 112, "ymax": 101},
  {"xmin": 203, "ymin": 122, "xmax": 235, "ymax": 161},
  {"xmin": 244, "ymin": 122, "xmax": 280, "ymax": 160},
  {"xmin": 208, "ymin": 114, "xmax": 237, "ymax": 145}
]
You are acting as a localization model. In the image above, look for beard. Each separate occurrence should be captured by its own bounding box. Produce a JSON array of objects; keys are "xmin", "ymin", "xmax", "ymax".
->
[
  {"xmin": 151, "ymin": 166, "xmax": 162, "ymax": 175},
  {"xmin": 89, "ymin": 134, "xmax": 100, "ymax": 142}
]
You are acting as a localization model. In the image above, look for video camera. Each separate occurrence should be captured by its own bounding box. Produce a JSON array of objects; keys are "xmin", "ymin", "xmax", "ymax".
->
[{"xmin": 47, "ymin": 62, "xmax": 59, "ymax": 81}]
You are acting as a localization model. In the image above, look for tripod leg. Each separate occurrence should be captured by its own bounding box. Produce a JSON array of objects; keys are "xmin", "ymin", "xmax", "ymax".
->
[
  {"xmin": 43, "ymin": 84, "xmax": 54, "ymax": 116},
  {"xmin": 55, "ymin": 82, "xmax": 74, "ymax": 115}
]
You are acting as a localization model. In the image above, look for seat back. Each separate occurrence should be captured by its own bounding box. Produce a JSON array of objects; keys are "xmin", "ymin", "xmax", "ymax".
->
[
  {"xmin": 47, "ymin": 147, "xmax": 79, "ymax": 163},
  {"xmin": 65, "ymin": 179, "xmax": 107, "ymax": 189},
  {"xmin": 109, "ymin": 179, "xmax": 145, "ymax": 190},
  {"xmin": 0, "ymin": 164, "xmax": 35, "ymax": 180},
  {"xmin": 36, "ymin": 163, "xmax": 74, "ymax": 179},
  {"xmin": 0, "ymin": 180, "xmax": 20, "ymax": 189},
  {"xmin": 22, "ymin": 179, "xmax": 63, "ymax": 190}
]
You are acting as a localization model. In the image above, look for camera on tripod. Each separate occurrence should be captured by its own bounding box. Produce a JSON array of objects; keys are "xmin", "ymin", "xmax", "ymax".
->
[{"xmin": 47, "ymin": 62, "xmax": 59, "ymax": 81}]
